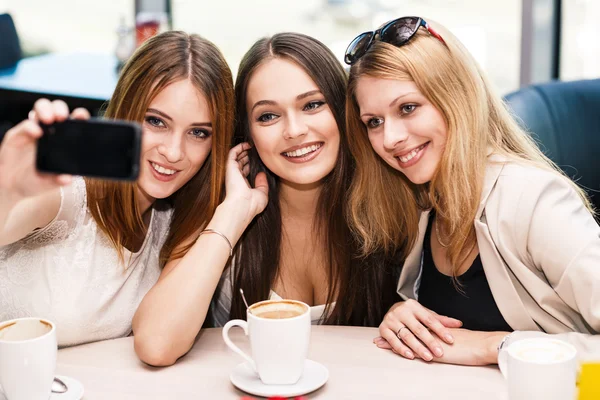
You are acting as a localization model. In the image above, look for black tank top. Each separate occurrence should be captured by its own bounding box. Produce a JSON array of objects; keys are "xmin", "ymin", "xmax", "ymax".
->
[{"xmin": 418, "ymin": 212, "xmax": 513, "ymax": 332}]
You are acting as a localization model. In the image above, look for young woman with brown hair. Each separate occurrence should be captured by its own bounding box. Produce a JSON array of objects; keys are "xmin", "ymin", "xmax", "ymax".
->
[
  {"xmin": 344, "ymin": 17, "xmax": 600, "ymax": 365},
  {"xmin": 214, "ymin": 32, "xmax": 400, "ymax": 327},
  {"xmin": 0, "ymin": 32, "xmax": 267, "ymax": 353},
  {"xmin": 139, "ymin": 32, "xmax": 402, "ymax": 367}
]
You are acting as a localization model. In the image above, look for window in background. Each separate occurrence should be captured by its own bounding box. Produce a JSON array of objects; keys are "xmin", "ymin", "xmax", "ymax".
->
[
  {"xmin": 0, "ymin": 0, "xmax": 133, "ymax": 56},
  {"xmin": 174, "ymin": 0, "xmax": 522, "ymax": 94},
  {"xmin": 1, "ymin": 0, "xmax": 522, "ymax": 94},
  {"xmin": 560, "ymin": 0, "xmax": 600, "ymax": 81}
]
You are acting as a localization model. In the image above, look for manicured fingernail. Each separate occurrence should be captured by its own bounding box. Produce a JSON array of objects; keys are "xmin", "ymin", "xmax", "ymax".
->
[
  {"xmin": 445, "ymin": 334, "xmax": 454, "ymax": 343},
  {"xmin": 434, "ymin": 347, "xmax": 443, "ymax": 357},
  {"xmin": 373, "ymin": 337, "xmax": 384, "ymax": 344},
  {"xmin": 405, "ymin": 350, "xmax": 414, "ymax": 359},
  {"xmin": 423, "ymin": 351, "xmax": 433, "ymax": 361}
]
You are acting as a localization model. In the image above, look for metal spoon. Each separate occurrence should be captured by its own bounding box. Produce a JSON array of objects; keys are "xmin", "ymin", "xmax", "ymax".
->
[
  {"xmin": 240, "ymin": 288, "xmax": 250, "ymax": 309},
  {"xmin": 51, "ymin": 377, "xmax": 68, "ymax": 394}
]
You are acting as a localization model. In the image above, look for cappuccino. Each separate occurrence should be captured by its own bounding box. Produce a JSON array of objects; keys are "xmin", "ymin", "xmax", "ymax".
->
[
  {"xmin": 0, "ymin": 319, "xmax": 52, "ymax": 342},
  {"xmin": 250, "ymin": 300, "xmax": 308, "ymax": 320},
  {"xmin": 511, "ymin": 339, "xmax": 575, "ymax": 364}
]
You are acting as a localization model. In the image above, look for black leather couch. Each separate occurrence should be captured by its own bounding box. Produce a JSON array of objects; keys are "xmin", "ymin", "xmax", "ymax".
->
[{"xmin": 505, "ymin": 79, "xmax": 600, "ymax": 212}]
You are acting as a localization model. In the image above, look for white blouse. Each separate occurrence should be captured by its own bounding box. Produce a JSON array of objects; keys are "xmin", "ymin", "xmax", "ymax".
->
[{"xmin": 0, "ymin": 178, "xmax": 172, "ymax": 347}]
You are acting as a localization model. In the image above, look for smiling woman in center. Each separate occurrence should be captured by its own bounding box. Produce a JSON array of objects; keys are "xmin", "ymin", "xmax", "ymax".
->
[{"xmin": 216, "ymin": 32, "xmax": 401, "ymax": 330}]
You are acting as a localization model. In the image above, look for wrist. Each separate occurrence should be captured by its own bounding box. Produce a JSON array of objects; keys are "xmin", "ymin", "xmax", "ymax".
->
[
  {"xmin": 206, "ymin": 201, "xmax": 253, "ymax": 244},
  {"xmin": 486, "ymin": 332, "xmax": 511, "ymax": 364}
]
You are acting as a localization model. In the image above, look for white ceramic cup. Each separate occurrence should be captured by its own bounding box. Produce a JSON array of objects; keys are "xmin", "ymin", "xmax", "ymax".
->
[
  {"xmin": 0, "ymin": 317, "xmax": 57, "ymax": 400},
  {"xmin": 498, "ymin": 337, "xmax": 577, "ymax": 400},
  {"xmin": 222, "ymin": 299, "xmax": 311, "ymax": 385}
]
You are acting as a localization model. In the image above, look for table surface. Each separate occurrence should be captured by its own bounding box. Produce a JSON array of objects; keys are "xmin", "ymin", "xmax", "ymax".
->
[
  {"xmin": 55, "ymin": 326, "xmax": 508, "ymax": 399},
  {"xmin": 0, "ymin": 53, "xmax": 118, "ymax": 101}
]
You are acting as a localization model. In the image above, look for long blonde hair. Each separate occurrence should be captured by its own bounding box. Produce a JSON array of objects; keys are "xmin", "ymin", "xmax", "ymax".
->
[
  {"xmin": 87, "ymin": 31, "xmax": 234, "ymax": 265},
  {"xmin": 346, "ymin": 21, "xmax": 593, "ymax": 274}
]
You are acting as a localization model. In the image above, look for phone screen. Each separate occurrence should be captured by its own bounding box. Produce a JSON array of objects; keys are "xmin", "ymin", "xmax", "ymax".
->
[{"xmin": 36, "ymin": 119, "xmax": 141, "ymax": 181}]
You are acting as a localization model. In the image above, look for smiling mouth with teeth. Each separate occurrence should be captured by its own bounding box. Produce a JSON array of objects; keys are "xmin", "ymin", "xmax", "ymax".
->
[
  {"xmin": 396, "ymin": 143, "xmax": 428, "ymax": 163},
  {"xmin": 151, "ymin": 162, "xmax": 177, "ymax": 176},
  {"xmin": 282, "ymin": 143, "xmax": 323, "ymax": 158}
]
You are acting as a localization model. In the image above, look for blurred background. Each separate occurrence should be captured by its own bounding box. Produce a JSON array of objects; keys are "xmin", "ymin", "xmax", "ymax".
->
[{"xmin": 1, "ymin": 0, "xmax": 599, "ymax": 94}]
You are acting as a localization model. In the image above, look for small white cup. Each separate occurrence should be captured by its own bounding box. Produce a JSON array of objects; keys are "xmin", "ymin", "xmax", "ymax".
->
[
  {"xmin": 223, "ymin": 299, "xmax": 311, "ymax": 385},
  {"xmin": 0, "ymin": 317, "xmax": 57, "ymax": 400},
  {"xmin": 498, "ymin": 337, "xmax": 577, "ymax": 400}
]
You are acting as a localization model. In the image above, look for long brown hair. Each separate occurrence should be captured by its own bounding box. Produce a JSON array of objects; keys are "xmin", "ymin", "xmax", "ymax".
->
[
  {"xmin": 86, "ymin": 31, "xmax": 234, "ymax": 265},
  {"xmin": 346, "ymin": 22, "xmax": 593, "ymax": 274},
  {"xmin": 229, "ymin": 32, "xmax": 399, "ymax": 326}
]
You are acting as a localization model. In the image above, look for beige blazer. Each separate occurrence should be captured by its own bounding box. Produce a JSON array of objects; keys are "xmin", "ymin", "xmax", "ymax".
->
[{"xmin": 397, "ymin": 154, "xmax": 600, "ymax": 360}]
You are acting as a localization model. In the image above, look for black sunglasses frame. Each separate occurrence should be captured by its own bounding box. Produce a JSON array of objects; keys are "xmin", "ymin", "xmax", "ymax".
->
[{"xmin": 344, "ymin": 16, "xmax": 446, "ymax": 65}]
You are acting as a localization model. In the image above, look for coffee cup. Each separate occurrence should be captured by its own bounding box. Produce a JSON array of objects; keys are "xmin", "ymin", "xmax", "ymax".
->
[
  {"xmin": 0, "ymin": 317, "xmax": 57, "ymax": 400},
  {"xmin": 498, "ymin": 337, "xmax": 577, "ymax": 400},
  {"xmin": 222, "ymin": 299, "xmax": 310, "ymax": 385}
]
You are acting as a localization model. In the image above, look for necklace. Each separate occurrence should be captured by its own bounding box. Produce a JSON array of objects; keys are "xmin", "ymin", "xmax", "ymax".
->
[{"xmin": 434, "ymin": 216, "xmax": 451, "ymax": 248}]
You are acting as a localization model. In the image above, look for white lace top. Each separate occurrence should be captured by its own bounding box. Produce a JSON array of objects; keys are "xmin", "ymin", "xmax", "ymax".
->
[{"xmin": 0, "ymin": 178, "xmax": 172, "ymax": 347}]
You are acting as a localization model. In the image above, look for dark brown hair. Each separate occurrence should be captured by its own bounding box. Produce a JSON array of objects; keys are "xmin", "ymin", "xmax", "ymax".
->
[
  {"xmin": 86, "ymin": 31, "xmax": 234, "ymax": 265},
  {"xmin": 229, "ymin": 32, "xmax": 400, "ymax": 326}
]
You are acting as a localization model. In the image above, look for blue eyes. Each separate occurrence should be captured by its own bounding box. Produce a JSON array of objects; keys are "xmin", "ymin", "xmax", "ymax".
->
[
  {"xmin": 303, "ymin": 100, "xmax": 325, "ymax": 111},
  {"xmin": 367, "ymin": 117, "xmax": 384, "ymax": 129},
  {"xmin": 146, "ymin": 116, "xmax": 164, "ymax": 127},
  {"xmin": 257, "ymin": 113, "xmax": 277, "ymax": 123},
  {"xmin": 364, "ymin": 104, "xmax": 419, "ymax": 129},
  {"xmin": 256, "ymin": 100, "xmax": 326, "ymax": 123},
  {"xmin": 144, "ymin": 116, "xmax": 211, "ymax": 140},
  {"xmin": 190, "ymin": 128, "xmax": 210, "ymax": 139},
  {"xmin": 401, "ymin": 104, "xmax": 417, "ymax": 114}
]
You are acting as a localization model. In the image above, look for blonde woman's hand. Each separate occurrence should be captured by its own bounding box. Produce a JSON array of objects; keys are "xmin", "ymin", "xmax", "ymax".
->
[
  {"xmin": 373, "ymin": 299, "xmax": 463, "ymax": 361},
  {"xmin": 375, "ymin": 328, "xmax": 508, "ymax": 366},
  {"xmin": 0, "ymin": 99, "xmax": 90, "ymax": 200},
  {"xmin": 223, "ymin": 142, "xmax": 268, "ymax": 223}
]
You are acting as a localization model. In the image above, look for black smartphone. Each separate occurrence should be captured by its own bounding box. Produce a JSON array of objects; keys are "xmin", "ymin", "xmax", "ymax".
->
[{"xmin": 36, "ymin": 118, "xmax": 142, "ymax": 181}]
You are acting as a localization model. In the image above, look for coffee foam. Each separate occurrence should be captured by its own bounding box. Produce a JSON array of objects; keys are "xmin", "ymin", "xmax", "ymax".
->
[
  {"xmin": 0, "ymin": 319, "xmax": 53, "ymax": 342},
  {"xmin": 250, "ymin": 300, "xmax": 308, "ymax": 318},
  {"xmin": 511, "ymin": 340, "xmax": 575, "ymax": 364}
]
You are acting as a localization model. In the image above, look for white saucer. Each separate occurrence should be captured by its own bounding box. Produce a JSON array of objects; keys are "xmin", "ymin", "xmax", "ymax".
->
[
  {"xmin": 0, "ymin": 375, "xmax": 84, "ymax": 400},
  {"xmin": 230, "ymin": 359, "xmax": 329, "ymax": 398}
]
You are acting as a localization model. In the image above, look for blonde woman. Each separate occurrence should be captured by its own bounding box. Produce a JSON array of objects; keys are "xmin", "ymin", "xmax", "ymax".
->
[{"xmin": 344, "ymin": 16, "xmax": 600, "ymax": 365}]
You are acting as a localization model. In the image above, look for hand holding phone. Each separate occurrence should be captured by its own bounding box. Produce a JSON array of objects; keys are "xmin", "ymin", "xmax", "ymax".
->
[
  {"xmin": 36, "ymin": 118, "xmax": 142, "ymax": 181},
  {"xmin": 0, "ymin": 118, "xmax": 73, "ymax": 201}
]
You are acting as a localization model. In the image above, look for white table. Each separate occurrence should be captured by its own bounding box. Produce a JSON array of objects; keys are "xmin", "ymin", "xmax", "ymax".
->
[{"xmin": 56, "ymin": 326, "xmax": 508, "ymax": 399}]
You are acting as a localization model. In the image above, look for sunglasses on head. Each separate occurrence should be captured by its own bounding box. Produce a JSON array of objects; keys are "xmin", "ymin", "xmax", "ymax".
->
[{"xmin": 344, "ymin": 16, "xmax": 446, "ymax": 65}]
